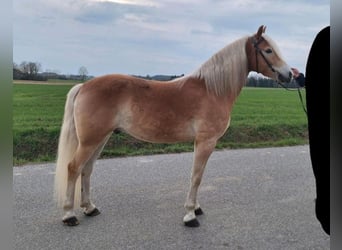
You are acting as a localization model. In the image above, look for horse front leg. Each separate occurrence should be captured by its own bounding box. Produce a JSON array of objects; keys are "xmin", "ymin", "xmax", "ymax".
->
[{"xmin": 183, "ymin": 139, "xmax": 217, "ymax": 227}]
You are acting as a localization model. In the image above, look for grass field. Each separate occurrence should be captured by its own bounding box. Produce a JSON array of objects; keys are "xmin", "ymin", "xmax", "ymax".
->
[{"xmin": 13, "ymin": 81, "xmax": 308, "ymax": 165}]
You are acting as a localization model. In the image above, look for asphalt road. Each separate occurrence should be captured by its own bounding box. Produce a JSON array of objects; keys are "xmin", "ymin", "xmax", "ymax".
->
[{"xmin": 14, "ymin": 145, "xmax": 329, "ymax": 250}]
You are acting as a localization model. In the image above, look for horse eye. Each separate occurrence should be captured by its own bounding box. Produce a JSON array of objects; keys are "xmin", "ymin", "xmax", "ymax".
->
[{"xmin": 265, "ymin": 48, "xmax": 273, "ymax": 54}]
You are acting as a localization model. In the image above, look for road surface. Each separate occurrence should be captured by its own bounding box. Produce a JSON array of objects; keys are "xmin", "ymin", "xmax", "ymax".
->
[{"xmin": 14, "ymin": 145, "xmax": 329, "ymax": 249}]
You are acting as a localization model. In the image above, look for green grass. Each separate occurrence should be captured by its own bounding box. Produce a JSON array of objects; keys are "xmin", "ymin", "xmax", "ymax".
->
[
  {"xmin": 13, "ymin": 82, "xmax": 308, "ymax": 165},
  {"xmin": 13, "ymin": 84, "xmax": 73, "ymax": 131}
]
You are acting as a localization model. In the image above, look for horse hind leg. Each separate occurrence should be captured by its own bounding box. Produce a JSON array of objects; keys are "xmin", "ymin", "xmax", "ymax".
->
[
  {"xmin": 81, "ymin": 134, "xmax": 111, "ymax": 217},
  {"xmin": 184, "ymin": 139, "xmax": 216, "ymax": 227},
  {"xmin": 81, "ymin": 162, "xmax": 99, "ymax": 217},
  {"xmin": 62, "ymin": 143, "xmax": 105, "ymax": 226}
]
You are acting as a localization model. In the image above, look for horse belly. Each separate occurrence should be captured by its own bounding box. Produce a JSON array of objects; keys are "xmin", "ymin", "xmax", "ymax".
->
[
  {"xmin": 130, "ymin": 122, "xmax": 194, "ymax": 143},
  {"xmin": 119, "ymin": 109, "xmax": 195, "ymax": 143}
]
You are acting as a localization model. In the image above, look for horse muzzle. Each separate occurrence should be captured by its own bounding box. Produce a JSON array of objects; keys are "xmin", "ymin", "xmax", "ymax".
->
[{"xmin": 277, "ymin": 70, "xmax": 293, "ymax": 83}]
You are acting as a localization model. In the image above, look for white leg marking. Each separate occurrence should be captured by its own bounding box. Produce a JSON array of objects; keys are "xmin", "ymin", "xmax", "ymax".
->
[
  {"xmin": 62, "ymin": 210, "xmax": 77, "ymax": 221},
  {"xmin": 83, "ymin": 203, "xmax": 96, "ymax": 214},
  {"xmin": 183, "ymin": 211, "xmax": 196, "ymax": 223}
]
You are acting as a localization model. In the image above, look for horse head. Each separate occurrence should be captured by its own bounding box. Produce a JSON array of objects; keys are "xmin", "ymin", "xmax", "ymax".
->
[{"xmin": 249, "ymin": 25, "xmax": 293, "ymax": 83}]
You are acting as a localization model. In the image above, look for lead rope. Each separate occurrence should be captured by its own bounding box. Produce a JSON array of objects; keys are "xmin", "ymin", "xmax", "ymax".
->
[
  {"xmin": 297, "ymin": 87, "xmax": 307, "ymax": 116},
  {"xmin": 276, "ymin": 81, "xmax": 307, "ymax": 116}
]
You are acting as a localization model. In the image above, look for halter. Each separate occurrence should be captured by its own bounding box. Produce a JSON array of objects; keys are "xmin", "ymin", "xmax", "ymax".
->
[{"xmin": 251, "ymin": 36, "xmax": 307, "ymax": 116}]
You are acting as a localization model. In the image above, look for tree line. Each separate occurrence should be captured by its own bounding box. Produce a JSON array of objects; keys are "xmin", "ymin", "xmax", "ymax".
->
[
  {"xmin": 13, "ymin": 61, "xmax": 299, "ymax": 88},
  {"xmin": 245, "ymin": 74, "xmax": 299, "ymax": 88},
  {"xmin": 13, "ymin": 61, "xmax": 90, "ymax": 82}
]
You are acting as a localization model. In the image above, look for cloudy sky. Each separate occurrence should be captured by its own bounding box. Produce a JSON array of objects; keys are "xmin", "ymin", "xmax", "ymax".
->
[{"xmin": 13, "ymin": 0, "xmax": 330, "ymax": 77}]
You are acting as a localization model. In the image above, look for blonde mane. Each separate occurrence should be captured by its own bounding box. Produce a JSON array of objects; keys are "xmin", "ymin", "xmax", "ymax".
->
[{"xmin": 191, "ymin": 36, "xmax": 249, "ymax": 97}]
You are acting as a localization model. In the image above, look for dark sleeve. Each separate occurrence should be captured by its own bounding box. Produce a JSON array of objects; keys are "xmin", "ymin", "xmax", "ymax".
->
[{"xmin": 294, "ymin": 73, "xmax": 305, "ymax": 87}]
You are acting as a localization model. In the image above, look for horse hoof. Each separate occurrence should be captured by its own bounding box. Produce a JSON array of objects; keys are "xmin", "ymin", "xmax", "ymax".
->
[
  {"xmin": 63, "ymin": 216, "xmax": 79, "ymax": 226},
  {"xmin": 195, "ymin": 207, "xmax": 204, "ymax": 216},
  {"xmin": 184, "ymin": 218, "xmax": 200, "ymax": 227},
  {"xmin": 84, "ymin": 208, "xmax": 101, "ymax": 217}
]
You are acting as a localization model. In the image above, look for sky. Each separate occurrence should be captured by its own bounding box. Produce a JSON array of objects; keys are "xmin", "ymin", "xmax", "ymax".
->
[{"xmin": 13, "ymin": 0, "xmax": 330, "ymax": 77}]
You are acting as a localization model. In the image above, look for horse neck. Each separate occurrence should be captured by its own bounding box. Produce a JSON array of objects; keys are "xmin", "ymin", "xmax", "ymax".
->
[{"xmin": 191, "ymin": 36, "xmax": 249, "ymax": 98}]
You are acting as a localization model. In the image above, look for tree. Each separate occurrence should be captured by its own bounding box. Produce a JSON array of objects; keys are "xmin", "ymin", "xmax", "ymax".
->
[
  {"xmin": 78, "ymin": 66, "xmax": 88, "ymax": 81},
  {"xmin": 13, "ymin": 62, "xmax": 24, "ymax": 80},
  {"xmin": 19, "ymin": 61, "xmax": 42, "ymax": 80}
]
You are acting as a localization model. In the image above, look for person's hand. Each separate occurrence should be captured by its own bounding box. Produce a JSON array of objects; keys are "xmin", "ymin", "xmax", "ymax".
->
[
  {"xmin": 291, "ymin": 68, "xmax": 301, "ymax": 78},
  {"xmin": 291, "ymin": 67, "xmax": 305, "ymax": 87}
]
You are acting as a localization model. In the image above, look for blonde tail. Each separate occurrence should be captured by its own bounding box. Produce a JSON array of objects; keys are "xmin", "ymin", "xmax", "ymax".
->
[{"xmin": 54, "ymin": 84, "xmax": 82, "ymax": 208}]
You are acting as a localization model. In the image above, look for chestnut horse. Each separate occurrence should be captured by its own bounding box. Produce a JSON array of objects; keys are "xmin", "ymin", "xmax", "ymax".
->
[{"xmin": 55, "ymin": 25, "xmax": 293, "ymax": 227}]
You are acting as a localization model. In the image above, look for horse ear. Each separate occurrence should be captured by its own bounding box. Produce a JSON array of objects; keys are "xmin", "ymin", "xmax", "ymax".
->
[{"xmin": 256, "ymin": 25, "xmax": 266, "ymax": 40}]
